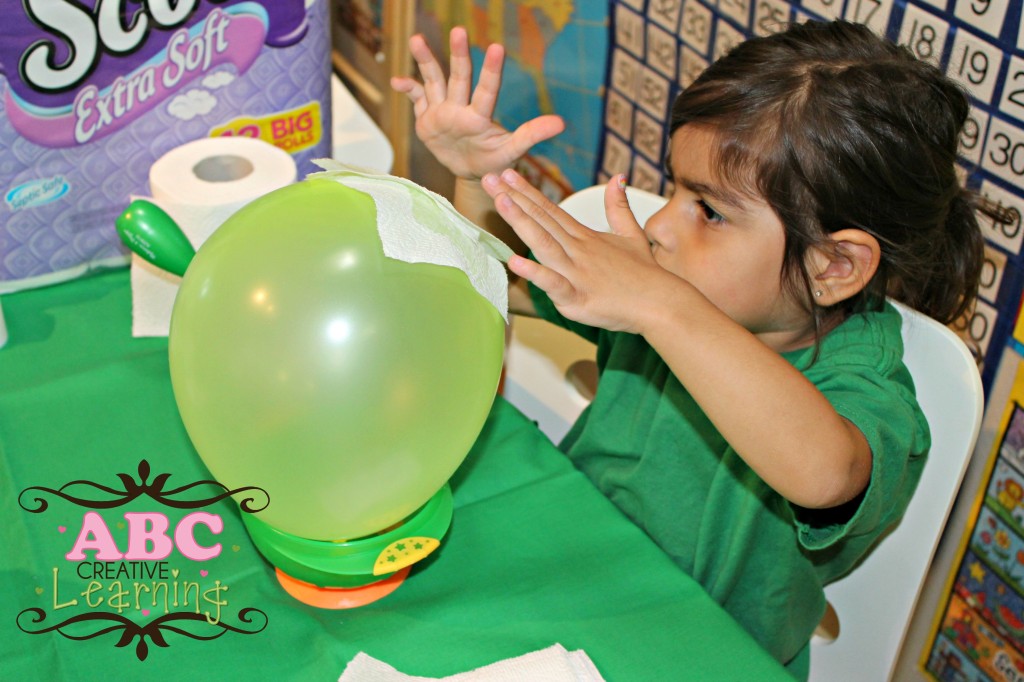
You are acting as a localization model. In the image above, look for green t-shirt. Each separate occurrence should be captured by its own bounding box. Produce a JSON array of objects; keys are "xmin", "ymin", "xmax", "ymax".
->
[{"xmin": 529, "ymin": 285, "xmax": 930, "ymax": 670}]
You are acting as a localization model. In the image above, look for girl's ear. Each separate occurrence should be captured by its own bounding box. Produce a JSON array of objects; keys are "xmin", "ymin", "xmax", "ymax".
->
[{"xmin": 809, "ymin": 229, "xmax": 881, "ymax": 306}]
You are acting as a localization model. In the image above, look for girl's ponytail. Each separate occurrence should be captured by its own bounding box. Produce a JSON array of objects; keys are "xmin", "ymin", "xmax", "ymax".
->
[
  {"xmin": 888, "ymin": 187, "xmax": 1014, "ymax": 326},
  {"xmin": 905, "ymin": 188, "xmax": 985, "ymax": 325},
  {"xmin": 938, "ymin": 190, "xmax": 1013, "ymax": 324}
]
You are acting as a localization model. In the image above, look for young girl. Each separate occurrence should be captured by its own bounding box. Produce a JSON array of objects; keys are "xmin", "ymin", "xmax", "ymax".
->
[{"xmin": 393, "ymin": 20, "xmax": 1004, "ymax": 677}]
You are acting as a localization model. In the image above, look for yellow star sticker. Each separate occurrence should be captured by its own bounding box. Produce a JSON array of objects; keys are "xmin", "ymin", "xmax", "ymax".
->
[
  {"xmin": 970, "ymin": 561, "xmax": 987, "ymax": 582},
  {"xmin": 373, "ymin": 537, "xmax": 441, "ymax": 575}
]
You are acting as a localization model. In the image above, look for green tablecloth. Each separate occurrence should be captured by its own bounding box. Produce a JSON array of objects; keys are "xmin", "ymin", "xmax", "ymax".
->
[{"xmin": 0, "ymin": 270, "xmax": 791, "ymax": 681}]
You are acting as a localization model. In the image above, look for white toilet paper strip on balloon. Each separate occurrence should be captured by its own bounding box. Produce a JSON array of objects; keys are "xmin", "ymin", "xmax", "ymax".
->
[
  {"xmin": 131, "ymin": 138, "xmax": 297, "ymax": 337},
  {"xmin": 310, "ymin": 160, "xmax": 511, "ymax": 322}
]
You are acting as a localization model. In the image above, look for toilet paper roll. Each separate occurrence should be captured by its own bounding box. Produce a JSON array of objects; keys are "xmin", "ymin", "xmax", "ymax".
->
[{"xmin": 131, "ymin": 138, "xmax": 297, "ymax": 337}]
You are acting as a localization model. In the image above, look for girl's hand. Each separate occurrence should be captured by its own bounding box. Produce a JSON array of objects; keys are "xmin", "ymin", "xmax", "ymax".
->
[
  {"xmin": 390, "ymin": 27, "xmax": 565, "ymax": 180},
  {"xmin": 483, "ymin": 170, "xmax": 684, "ymax": 334}
]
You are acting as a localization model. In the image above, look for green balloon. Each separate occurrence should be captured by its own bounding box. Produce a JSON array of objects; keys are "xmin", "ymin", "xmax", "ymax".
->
[
  {"xmin": 168, "ymin": 179, "xmax": 505, "ymax": 541},
  {"xmin": 115, "ymin": 199, "xmax": 196, "ymax": 277}
]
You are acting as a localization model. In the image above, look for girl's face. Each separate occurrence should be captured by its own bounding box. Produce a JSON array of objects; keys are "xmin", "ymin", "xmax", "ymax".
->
[{"xmin": 646, "ymin": 125, "xmax": 816, "ymax": 352}]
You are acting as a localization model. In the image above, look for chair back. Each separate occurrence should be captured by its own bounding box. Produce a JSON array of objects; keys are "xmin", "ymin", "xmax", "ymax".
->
[
  {"xmin": 809, "ymin": 302, "xmax": 983, "ymax": 681},
  {"xmin": 557, "ymin": 184, "xmax": 666, "ymax": 233}
]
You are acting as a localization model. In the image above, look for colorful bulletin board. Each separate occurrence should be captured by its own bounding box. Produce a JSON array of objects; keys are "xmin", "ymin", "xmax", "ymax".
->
[
  {"xmin": 597, "ymin": 0, "xmax": 1024, "ymax": 393},
  {"xmin": 923, "ymin": 368, "xmax": 1024, "ymax": 681}
]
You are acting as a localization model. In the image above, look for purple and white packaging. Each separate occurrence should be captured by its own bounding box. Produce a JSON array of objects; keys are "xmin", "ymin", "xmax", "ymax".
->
[{"xmin": 0, "ymin": 0, "xmax": 331, "ymax": 291}]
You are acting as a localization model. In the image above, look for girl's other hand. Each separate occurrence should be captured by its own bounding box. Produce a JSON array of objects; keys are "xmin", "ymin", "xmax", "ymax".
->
[
  {"xmin": 482, "ymin": 170, "xmax": 682, "ymax": 334},
  {"xmin": 390, "ymin": 26, "xmax": 565, "ymax": 181}
]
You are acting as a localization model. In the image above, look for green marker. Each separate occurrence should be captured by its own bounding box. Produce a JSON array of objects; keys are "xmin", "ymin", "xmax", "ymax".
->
[{"xmin": 115, "ymin": 199, "xmax": 196, "ymax": 277}]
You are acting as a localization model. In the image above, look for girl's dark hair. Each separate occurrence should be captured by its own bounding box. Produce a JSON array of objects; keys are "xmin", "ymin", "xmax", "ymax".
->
[{"xmin": 669, "ymin": 20, "xmax": 1011, "ymax": 329}]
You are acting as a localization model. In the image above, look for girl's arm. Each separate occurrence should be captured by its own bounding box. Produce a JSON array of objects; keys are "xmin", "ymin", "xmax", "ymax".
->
[
  {"xmin": 484, "ymin": 170, "xmax": 873, "ymax": 510},
  {"xmin": 391, "ymin": 26, "xmax": 562, "ymax": 316}
]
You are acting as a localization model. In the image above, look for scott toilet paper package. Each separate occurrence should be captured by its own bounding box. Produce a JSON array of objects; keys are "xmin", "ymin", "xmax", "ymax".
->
[{"xmin": 0, "ymin": 0, "xmax": 331, "ymax": 292}]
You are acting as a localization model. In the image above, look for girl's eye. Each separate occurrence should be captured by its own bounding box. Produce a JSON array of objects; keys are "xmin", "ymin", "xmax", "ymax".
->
[{"xmin": 698, "ymin": 199, "xmax": 725, "ymax": 223}]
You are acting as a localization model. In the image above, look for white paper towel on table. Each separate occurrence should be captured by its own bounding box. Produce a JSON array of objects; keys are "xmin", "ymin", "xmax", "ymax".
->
[
  {"xmin": 338, "ymin": 644, "xmax": 605, "ymax": 682},
  {"xmin": 310, "ymin": 160, "xmax": 512, "ymax": 321},
  {"xmin": 130, "ymin": 137, "xmax": 297, "ymax": 337}
]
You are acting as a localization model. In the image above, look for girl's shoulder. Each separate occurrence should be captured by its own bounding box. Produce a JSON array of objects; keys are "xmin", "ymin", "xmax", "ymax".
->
[
  {"xmin": 827, "ymin": 300, "xmax": 904, "ymax": 347},
  {"xmin": 787, "ymin": 302, "xmax": 906, "ymax": 376}
]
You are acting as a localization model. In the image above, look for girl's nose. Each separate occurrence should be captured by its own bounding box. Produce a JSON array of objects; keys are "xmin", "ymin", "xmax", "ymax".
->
[{"xmin": 644, "ymin": 204, "xmax": 674, "ymax": 248}]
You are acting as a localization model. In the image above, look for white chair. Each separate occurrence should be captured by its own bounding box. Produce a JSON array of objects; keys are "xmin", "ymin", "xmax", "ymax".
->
[
  {"xmin": 504, "ymin": 185, "xmax": 985, "ymax": 681},
  {"xmin": 809, "ymin": 301, "xmax": 983, "ymax": 682}
]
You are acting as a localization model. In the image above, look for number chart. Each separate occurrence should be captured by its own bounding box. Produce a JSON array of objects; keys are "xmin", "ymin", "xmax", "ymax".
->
[{"xmin": 597, "ymin": 0, "xmax": 1024, "ymax": 396}]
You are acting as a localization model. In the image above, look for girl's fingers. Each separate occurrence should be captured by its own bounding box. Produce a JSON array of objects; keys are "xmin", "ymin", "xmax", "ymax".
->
[
  {"xmin": 497, "ymin": 169, "xmax": 585, "ymax": 240},
  {"xmin": 390, "ymin": 77, "xmax": 428, "ymax": 117},
  {"xmin": 492, "ymin": 191, "xmax": 573, "ymax": 267},
  {"xmin": 390, "ymin": 76, "xmax": 413, "ymax": 93},
  {"xmin": 447, "ymin": 27, "xmax": 472, "ymax": 106},
  {"xmin": 508, "ymin": 115, "xmax": 565, "ymax": 155},
  {"xmin": 408, "ymin": 34, "xmax": 447, "ymax": 104},
  {"xmin": 483, "ymin": 174, "xmax": 577, "ymax": 248},
  {"xmin": 508, "ymin": 254, "xmax": 575, "ymax": 304},
  {"xmin": 603, "ymin": 175, "xmax": 645, "ymax": 239},
  {"xmin": 470, "ymin": 43, "xmax": 505, "ymax": 118}
]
